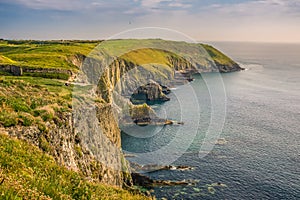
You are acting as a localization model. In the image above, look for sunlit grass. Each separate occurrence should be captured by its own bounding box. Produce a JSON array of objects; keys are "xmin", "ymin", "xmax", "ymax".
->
[
  {"xmin": 0, "ymin": 76, "xmax": 72, "ymax": 129},
  {"xmin": 0, "ymin": 134, "xmax": 149, "ymax": 200},
  {"xmin": 0, "ymin": 40, "xmax": 99, "ymax": 70}
]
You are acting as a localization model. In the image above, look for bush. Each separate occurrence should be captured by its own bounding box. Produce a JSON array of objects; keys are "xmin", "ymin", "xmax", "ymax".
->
[
  {"xmin": 38, "ymin": 136, "xmax": 52, "ymax": 153},
  {"xmin": 33, "ymin": 109, "xmax": 47, "ymax": 117},
  {"xmin": 8, "ymin": 98, "xmax": 31, "ymax": 112},
  {"xmin": 0, "ymin": 111, "xmax": 17, "ymax": 127},
  {"xmin": 24, "ymin": 72, "xmax": 70, "ymax": 80},
  {"xmin": 37, "ymin": 122, "xmax": 47, "ymax": 132},
  {"xmin": 41, "ymin": 112, "xmax": 54, "ymax": 122},
  {"xmin": 18, "ymin": 113, "xmax": 34, "ymax": 126}
]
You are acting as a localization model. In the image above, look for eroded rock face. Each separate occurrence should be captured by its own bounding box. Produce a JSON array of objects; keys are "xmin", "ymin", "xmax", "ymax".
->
[
  {"xmin": 130, "ymin": 81, "xmax": 170, "ymax": 104},
  {"xmin": 216, "ymin": 62, "xmax": 244, "ymax": 73},
  {"xmin": 68, "ymin": 53, "xmax": 86, "ymax": 68},
  {"xmin": 4, "ymin": 108, "xmax": 130, "ymax": 188}
]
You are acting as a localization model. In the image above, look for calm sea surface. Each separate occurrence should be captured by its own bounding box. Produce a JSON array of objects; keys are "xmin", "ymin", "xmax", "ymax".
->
[{"xmin": 122, "ymin": 42, "xmax": 300, "ymax": 199}]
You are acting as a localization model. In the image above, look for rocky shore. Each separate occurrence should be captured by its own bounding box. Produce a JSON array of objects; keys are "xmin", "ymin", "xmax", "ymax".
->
[{"xmin": 128, "ymin": 164, "xmax": 197, "ymax": 191}]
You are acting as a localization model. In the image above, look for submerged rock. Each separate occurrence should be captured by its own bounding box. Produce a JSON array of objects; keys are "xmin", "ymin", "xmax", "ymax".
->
[
  {"xmin": 130, "ymin": 162, "xmax": 194, "ymax": 173},
  {"xmin": 215, "ymin": 138, "xmax": 227, "ymax": 145},
  {"xmin": 131, "ymin": 173, "xmax": 197, "ymax": 188}
]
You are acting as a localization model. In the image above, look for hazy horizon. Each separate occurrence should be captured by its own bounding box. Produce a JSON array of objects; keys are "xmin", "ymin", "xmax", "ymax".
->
[
  {"xmin": 2, "ymin": 38, "xmax": 300, "ymax": 45},
  {"xmin": 1, "ymin": 0, "xmax": 300, "ymax": 43}
]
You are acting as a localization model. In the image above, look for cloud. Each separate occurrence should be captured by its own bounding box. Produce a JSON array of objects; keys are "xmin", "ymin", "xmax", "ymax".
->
[
  {"xmin": 168, "ymin": 2, "xmax": 191, "ymax": 9},
  {"xmin": 5, "ymin": 0, "xmax": 84, "ymax": 10},
  {"xmin": 3, "ymin": 0, "xmax": 300, "ymax": 15},
  {"xmin": 2, "ymin": 0, "xmax": 138, "ymax": 11},
  {"xmin": 139, "ymin": 0, "xmax": 166, "ymax": 8},
  {"xmin": 206, "ymin": 0, "xmax": 300, "ymax": 18},
  {"xmin": 1, "ymin": 0, "xmax": 300, "ymax": 42},
  {"xmin": 4, "ymin": 0, "xmax": 194, "ymax": 13}
]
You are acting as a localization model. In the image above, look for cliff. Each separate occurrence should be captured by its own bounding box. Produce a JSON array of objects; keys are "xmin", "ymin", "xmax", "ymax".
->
[
  {"xmin": 0, "ymin": 39, "xmax": 242, "ymax": 198},
  {"xmin": 0, "ymin": 78, "xmax": 130, "ymax": 188}
]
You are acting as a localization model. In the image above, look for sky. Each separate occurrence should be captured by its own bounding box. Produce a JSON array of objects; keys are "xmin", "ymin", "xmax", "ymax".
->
[{"xmin": 1, "ymin": 0, "xmax": 300, "ymax": 42}]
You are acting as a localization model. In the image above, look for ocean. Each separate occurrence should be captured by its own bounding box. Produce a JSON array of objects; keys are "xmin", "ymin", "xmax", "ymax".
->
[{"xmin": 121, "ymin": 42, "xmax": 300, "ymax": 199}]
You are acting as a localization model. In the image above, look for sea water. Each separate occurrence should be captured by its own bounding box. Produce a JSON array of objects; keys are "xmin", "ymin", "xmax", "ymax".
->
[{"xmin": 121, "ymin": 42, "xmax": 300, "ymax": 199}]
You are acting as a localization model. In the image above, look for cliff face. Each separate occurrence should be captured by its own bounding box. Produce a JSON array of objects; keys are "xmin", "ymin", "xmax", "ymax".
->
[
  {"xmin": 89, "ymin": 47, "xmax": 242, "ymax": 105},
  {"xmin": 3, "ymin": 108, "xmax": 127, "ymax": 187},
  {"xmin": 74, "ymin": 44, "xmax": 242, "ymax": 186}
]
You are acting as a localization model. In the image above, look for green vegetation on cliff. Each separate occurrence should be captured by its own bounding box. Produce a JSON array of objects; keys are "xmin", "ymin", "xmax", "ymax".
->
[
  {"xmin": 201, "ymin": 44, "xmax": 237, "ymax": 66},
  {"xmin": 0, "ymin": 133, "xmax": 148, "ymax": 200}
]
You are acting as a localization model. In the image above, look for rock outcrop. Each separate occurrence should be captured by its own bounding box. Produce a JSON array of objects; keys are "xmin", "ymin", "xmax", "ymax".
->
[{"xmin": 130, "ymin": 81, "xmax": 170, "ymax": 104}]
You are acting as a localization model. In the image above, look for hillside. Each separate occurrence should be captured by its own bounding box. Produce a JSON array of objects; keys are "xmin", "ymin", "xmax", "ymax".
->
[
  {"xmin": 0, "ymin": 39, "xmax": 242, "ymax": 199},
  {"xmin": 0, "ymin": 133, "xmax": 148, "ymax": 200}
]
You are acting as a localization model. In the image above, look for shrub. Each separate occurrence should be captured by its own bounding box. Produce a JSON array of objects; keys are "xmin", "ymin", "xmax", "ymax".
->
[
  {"xmin": 8, "ymin": 98, "xmax": 31, "ymax": 112},
  {"xmin": 37, "ymin": 122, "xmax": 47, "ymax": 132},
  {"xmin": 38, "ymin": 136, "xmax": 52, "ymax": 153},
  {"xmin": 24, "ymin": 72, "xmax": 70, "ymax": 80},
  {"xmin": 0, "ymin": 111, "xmax": 17, "ymax": 127},
  {"xmin": 41, "ymin": 112, "xmax": 54, "ymax": 122},
  {"xmin": 18, "ymin": 113, "xmax": 34, "ymax": 126},
  {"xmin": 33, "ymin": 109, "xmax": 47, "ymax": 117}
]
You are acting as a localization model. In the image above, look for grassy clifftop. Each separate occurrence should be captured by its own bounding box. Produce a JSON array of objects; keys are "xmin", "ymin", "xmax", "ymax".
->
[
  {"xmin": 0, "ymin": 39, "xmax": 240, "ymax": 75},
  {"xmin": 0, "ymin": 40, "xmax": 98, "ymax": 70},
  {"xmin": 0, "ymin": 40, "xmax": 152, "ymax": 199},
  {"xmin": 0, "ymin": 76, "xmax": 71, "ymax": 128}
]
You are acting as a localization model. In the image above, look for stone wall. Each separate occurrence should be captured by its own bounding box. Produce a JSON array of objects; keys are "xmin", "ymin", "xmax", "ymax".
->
[{"xmin": 0, "ymin": 64, "xmax": 72, "ymax": 76}]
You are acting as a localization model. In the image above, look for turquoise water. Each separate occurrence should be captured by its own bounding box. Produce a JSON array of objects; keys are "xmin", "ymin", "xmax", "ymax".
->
[{"xmin": 121, "ymin": 42, "xmax": 300, "ymax": 199}]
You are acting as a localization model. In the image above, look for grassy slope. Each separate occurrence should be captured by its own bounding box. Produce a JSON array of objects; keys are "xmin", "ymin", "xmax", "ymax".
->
[
  {"xmin": 0, "ymin": 55, "xmax": 16, "ymax": 64},
  {"xmin": 0, "ymin": 76, "xmax": 72, "ymax": 128},
  {"xmin": 97, "ymin": 39, "xmax": 237, "ymax": 68},
  {"xmin": 0, "ymin": 69, "xmax": 148, "ymax": 200},
  {"xmin": 0, "ymin": 133, "xmax": 148, "ymax": 200},
  {"xmin": 0, "ymin": 40, "xmax": 98, "ymax": 70},
  {"xmin": 201, "ymin": 44, "xmax": 237, "ymax": 66}
]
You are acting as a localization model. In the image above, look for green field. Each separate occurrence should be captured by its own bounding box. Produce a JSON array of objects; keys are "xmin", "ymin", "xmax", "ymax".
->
[{"xmin": 0, "ymin": 40, "xmax": 98, "ymax": 70}]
